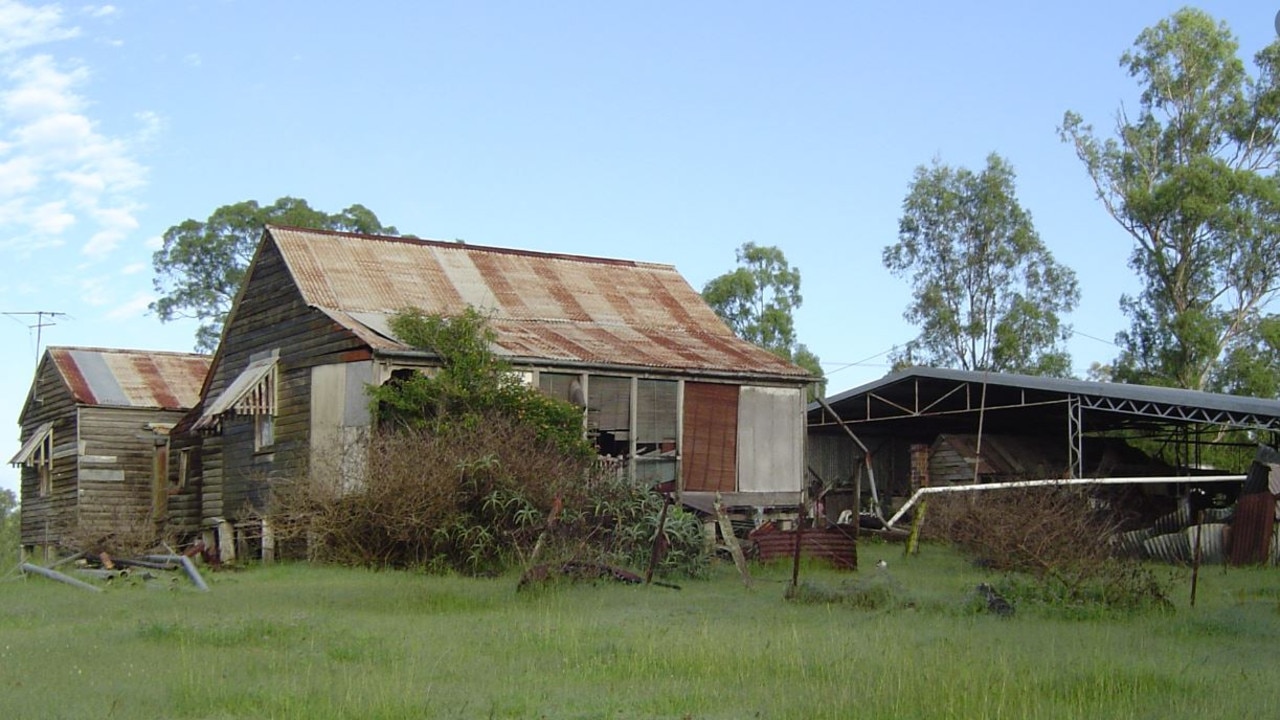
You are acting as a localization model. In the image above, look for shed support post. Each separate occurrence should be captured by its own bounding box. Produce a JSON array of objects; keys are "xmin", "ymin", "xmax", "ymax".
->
[
  {"xmin": 261, "ymin": 518, "xmax": 275, "ymax": 563},
  {"xmin": 217, "ymin": 520, "xmax": 235, "ymax": 564},
  {"xmin": 1067, "ymin": 398, "xmax": 1083, "ymax": 479},
  {"xmin": 815, "ymin": 396, "xmax": 883, "ymax": 519}
]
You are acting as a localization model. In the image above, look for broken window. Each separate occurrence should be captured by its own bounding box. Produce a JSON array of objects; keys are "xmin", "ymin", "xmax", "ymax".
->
[
  {"xmin": 255, "ymin": 414, "xmax": 275, "ymax": 451},
  {"xmin": 586, "ymin": 376, "xmax": 631, "ymax": 459},
  {"xmin": 634, "ymin": 379, "xmax": 677, "ymax": 485},
  {"xmin": 36, "ymin": 431, "xmax": 53, "ymax": 497},
  {"xmin": 538, "ymin": 372, "xmax": 585, "ymax": 408},
  {"xmin": 176, "ymin": 448, "xmax": 191, "ymax": 489}
]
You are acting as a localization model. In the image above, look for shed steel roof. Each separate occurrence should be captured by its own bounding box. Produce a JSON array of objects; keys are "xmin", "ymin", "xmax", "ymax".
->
[
  {"xmin": 267, "ymin": 226, "xmax": 810, "ymax": 380},
  {"xmin": 46, "ymin": 347, "xmax": 211, "ymax": 410},
  {"xmin": 811, "ymin": 366, "xmax": 1280, "ymax": 432}
]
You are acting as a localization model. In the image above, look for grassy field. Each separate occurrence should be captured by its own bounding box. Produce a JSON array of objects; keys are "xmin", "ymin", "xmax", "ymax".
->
[{"xmin": 0, "ymin": 542, "xmax": 1277, "ymax": 719}]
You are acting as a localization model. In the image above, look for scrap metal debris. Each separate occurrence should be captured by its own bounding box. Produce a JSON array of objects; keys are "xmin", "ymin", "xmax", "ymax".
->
[{"xmin": 18, "ymin": 549, "xmax": 211, "ymax": 593}]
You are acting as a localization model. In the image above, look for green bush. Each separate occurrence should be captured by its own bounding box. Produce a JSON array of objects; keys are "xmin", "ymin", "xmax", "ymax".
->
[
  {"xmin": 554, "ymin": 472, "xmax": 709, "ymax": 579},
  {"xmin": 368, "ymin": 307, "xmax": 591, "ymax": 458},
  {"xmin": 0, "ymin": 488, "xmax": 17, "ymax": 568}
]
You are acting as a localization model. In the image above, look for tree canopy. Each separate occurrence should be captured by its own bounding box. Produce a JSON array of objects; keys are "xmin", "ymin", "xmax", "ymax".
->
[
  {"xmin": 701, "ymin": 243, "xmax": 824, "ymax": 396},
  {"xmin": 151, "ymin": 197, "xmax": 398, "ymax": 352},
  {"xmin": 0, "ymin": 488, "xmax": 17, "ymax": 568},
  {"xmin": 883, "ymin": 153, "xmax": 1080, "ymax": 376},
  {"xmin": 367, "ymin": 307, "xmax": 590, "ymax": 457},
  {"xmin": 1061, "ymin": 8, "xmax": 1280, "ymax": 391}
]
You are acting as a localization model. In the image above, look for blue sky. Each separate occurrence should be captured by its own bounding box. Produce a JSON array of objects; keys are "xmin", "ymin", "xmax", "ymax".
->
[{"xmin": 1, "ymin": 1, "xmax": 1276, "ymax": 494}]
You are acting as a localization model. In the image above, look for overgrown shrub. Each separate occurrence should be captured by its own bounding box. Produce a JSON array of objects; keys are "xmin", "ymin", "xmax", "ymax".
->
[
  {"xmin": 271, "ymin": 414, "xmax": 589, "ymax": 571},
  {"xmin": 926, "ymin": 487, "xmax": 1173, "ymax": 612},
  {"xmin": 271, "ymin": 416, "xmax": 709, "ymax": 577}
]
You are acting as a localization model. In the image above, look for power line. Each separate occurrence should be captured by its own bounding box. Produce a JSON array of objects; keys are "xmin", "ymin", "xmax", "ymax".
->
[
  {"xmin": 822, "ymin": 345, "xmax": 901, "ymax": 376},
  {"xmin": 1069, "ymin": 328, "xmax": 1119, "ymax": 348}
]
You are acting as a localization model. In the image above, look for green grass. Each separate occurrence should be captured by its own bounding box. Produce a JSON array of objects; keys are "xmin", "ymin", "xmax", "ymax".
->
[{"xmin": 0, "ymin": 544, "xmax": 1278, "ymax": 719}]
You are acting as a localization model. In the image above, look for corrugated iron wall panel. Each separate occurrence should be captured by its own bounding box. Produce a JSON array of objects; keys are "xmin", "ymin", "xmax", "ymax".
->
[{"xmin": 682, "ymin": 382, "xmax": 738, "ymax": 492}]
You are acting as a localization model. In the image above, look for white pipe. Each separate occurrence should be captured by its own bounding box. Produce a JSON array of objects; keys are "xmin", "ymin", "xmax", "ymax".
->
[{"xmin": 883, "ymin": 475, "xmax": 1247, "ymax": 530}]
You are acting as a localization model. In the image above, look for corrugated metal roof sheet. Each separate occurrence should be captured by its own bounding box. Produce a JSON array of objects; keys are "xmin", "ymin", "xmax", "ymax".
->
[
  {"xmin": 268, "ymin": 226, "xmax": 809, "ymax": 379},
  {"xmin": 48, "ymin": 346, "xmax": 211, "ymax": 410},
  {"xmin": 818, "ymin": 366, "xmax": 1280, "ymax": 426}
]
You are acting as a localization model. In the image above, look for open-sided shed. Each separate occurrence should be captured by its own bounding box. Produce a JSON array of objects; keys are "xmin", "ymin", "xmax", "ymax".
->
[{"xmin": 807, "ymin": 367, "xmax": 1280, "ymax": 520}]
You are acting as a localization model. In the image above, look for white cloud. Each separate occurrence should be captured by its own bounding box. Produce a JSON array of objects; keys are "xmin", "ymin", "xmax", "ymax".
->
[
  {"xmin": 105, "ymin": 291, "xmax": 153, "ymax": 321},
  {"xmin": 183, "ymin": 52, "xmax": 200, "ymax": 67},
  {"xmin": 83, "ymin": 5, "xmax": 117, "ymax": 20},
  {"xmin": 0, "ymin": 4, "xmax": 150, "ymax": 259},
  {"xmin": 79, "ymin": 275, "xmax": 107, "ymax": 305},
  {"xmin": 29, "ymin": 199, "xmax": 74, "ymax": 233},
  {"xmin": 0, "ymin": 0, "xmax": 79, "ymax": 54},
  {"xmin": 133, "ymin": 109, "xmax": 162, "ymax": 143},
  {"xmin": 119, "ymin": 261, "xmax": 145, "ymax": 275}
]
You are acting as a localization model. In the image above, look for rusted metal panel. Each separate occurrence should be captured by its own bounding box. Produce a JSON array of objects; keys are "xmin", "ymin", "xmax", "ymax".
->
[
  {"xmin": 751, "ymin": 526, "xmax": 857, "ymax": 569},
  {"xmin": 268, "ymin": 227, "xmax": 810, "ymax": 379},
  {"xmin": 1228, "ymin": 492, "xmax": 1276, "ymax": 566},
  {"xmin": 48, "ymin": 347, "xmax": 211, "ymax": 410},
  {"xmin": 682, "ymin": 382, "xmax": 738, "ymax": 492}
]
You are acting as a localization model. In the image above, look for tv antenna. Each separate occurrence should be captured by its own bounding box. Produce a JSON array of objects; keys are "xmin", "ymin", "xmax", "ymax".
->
[{"xmin": 3, "ymin": 310, "xmax": 70, "ymax": 362}]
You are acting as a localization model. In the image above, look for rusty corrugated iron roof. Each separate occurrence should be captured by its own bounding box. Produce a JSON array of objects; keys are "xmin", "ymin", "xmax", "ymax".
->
[
  {"xmin": 47, "ymin": 346, "xmax": 212, "ymax": 410},
  {"xmin": 267, "ymin": 226, "xmax": 810, "ymax": 378}
]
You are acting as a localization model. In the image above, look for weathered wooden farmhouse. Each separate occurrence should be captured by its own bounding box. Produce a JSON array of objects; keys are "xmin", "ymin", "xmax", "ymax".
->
[
  {"xmin": 9, "ymin": 346, "xmax": 211, "ymax": 560},
  {"xmin": 181, "ymin": 225, "xmax": 814, "ymax": 558}
]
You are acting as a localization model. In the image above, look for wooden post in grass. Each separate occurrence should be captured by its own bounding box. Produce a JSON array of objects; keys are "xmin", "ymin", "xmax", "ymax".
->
[
  {"xmin": 715, "ymin": 494, "xmax": 751, "ymax": 588},
  {"xmin": 528, "ymin": 496, "xmax": 563, "ymax": 568},
  {"xmin": 1190, "ymin": 507, "xmax": 1204, "ymax": 607},
  {"xmin": 905, "ymin": 443, "xmax": 930, "ymax": 557},
  {"xmin": 644, "ymin": 494, "xmax": 670, "ymax": 585},
  {"xmin": 789, "ymin": 496, "xmax": 805, "ymax": 593}
]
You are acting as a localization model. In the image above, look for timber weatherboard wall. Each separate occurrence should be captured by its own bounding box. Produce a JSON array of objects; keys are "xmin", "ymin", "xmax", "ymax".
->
[
  {"xmin": 15, "ymin": 357, "xmax": 78, "ymax": 554},
  {"xmin": 194, "ymin": 237, "xmax": 368, "ymax": 525}
]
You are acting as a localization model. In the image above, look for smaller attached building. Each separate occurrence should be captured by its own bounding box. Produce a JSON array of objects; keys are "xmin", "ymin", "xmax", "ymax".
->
[{"xmin": 10, "ymin": 346, "xmax": 211, "ymax": 559}]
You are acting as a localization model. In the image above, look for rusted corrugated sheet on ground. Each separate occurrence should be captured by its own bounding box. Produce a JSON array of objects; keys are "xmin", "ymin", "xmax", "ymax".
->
[
  {"xmin": 268, "ymin": 226, "xmax": 809, "ymax": 378},
  {"xmin": 48, "ymin": 347, "xmax": 211, "ymax": 410},
  {"xmin": 1228, "ymin": 492, "xmax": 1276, "ymax": 566},
  {"xmin": 750, "ymin": 526, "xmax": 857, "ymax": 569}
]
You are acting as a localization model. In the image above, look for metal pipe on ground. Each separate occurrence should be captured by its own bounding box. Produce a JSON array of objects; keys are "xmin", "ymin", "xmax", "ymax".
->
[
  {"xmin": 114, "ymin": 558, "xmax": 178, "ymax": 571},
  {"xmin": 143, "ymin": 554, "xmax": 210, "ymax": 591},
  {"xmin": 20, "ymin": 563, "xmax": 103, "ymax": 593},
  {"xmin": 75, "ymin": 568, "xmax": 127, "ymax": 581},
  {"xmin": 884, "ymin": 475, "xmax": 1248, "ymax": 530},
  {"xmin": 179, "ymin": 556, "xmax": 210, "ymax": 592}
]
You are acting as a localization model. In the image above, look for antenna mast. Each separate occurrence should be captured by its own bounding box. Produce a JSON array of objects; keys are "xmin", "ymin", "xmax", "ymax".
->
[{"xmin": 3, "ymin": 310, "xmax": 70, "ymax": 362}]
